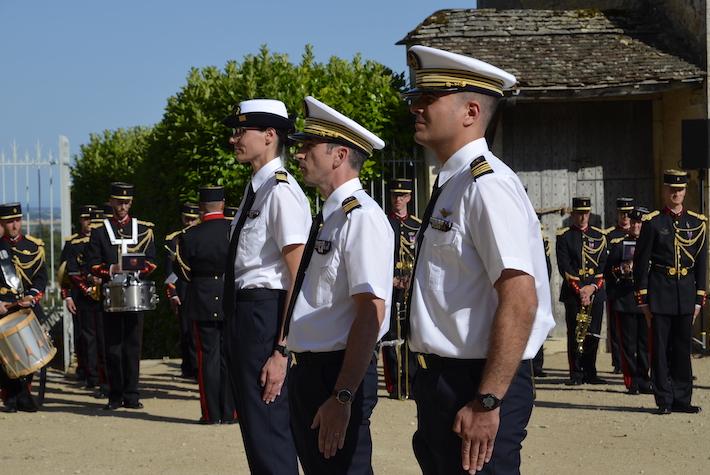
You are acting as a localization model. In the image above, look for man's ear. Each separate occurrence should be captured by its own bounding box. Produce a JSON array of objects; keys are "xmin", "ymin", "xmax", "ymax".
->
[
  {"xmin": 331, "ymin": 145, "xmax": 347, "ymax": 169},
  {"xmin": 462, "ymin": 97, "xmax": 482, "ymax": 127}
]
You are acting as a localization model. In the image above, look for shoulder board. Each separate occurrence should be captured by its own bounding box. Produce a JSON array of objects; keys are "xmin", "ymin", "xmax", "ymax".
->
[
  {"xmin": 591, "ymin": 226, "xmax": 605, "ymax": 234},
  {"xmin": 25, "ymin": 235, "xmax": 45, "ymax": 246},
  {"xmin": 90, "ymin": 222, "xmax": 104, "ymax": 229},
  {"xmin": 138, "ymin": 220, "xmax": 154, "ymax": 227},
  {"xmin": 409, "ymin": 215, "xmax": 421, "ymax": 223},
  {"xmin": 603, "ymin": 226, "xmax": 615, "ymax": 235},
  {"xmin": 610, "ymin": 236, "xmax": 625, "ymax": 245},
  {"xmin": 470, "ymin": 155, "xmax": 494, "ymax": 181},
  {"xmin": 72, "ymin": 236, "xmax": 90, "ymax": 244},
  {"xmin": 342, "ymin": 196, "xmax": 361, "ymax": 215},
  {"xmin": 65, "ymin": 233, "xmax": 78, "ymax": 242},
  {"xmin": 165, "ymin": 229, "xmax": 183, "ymax": 241},
  {"xmin": 556, "ymin": 227, "xmax": 569, "ymax": 236},
  {"xmin": 642, "ymin": 210, "xmax": 660, "ymax": 222},
  {"xmin": 275, "ymin": 171, "xmax": 289, "ymax": 184},
  {"xmin": 687, "ymin": 210, "xmax": 708, "ymax": 221}
]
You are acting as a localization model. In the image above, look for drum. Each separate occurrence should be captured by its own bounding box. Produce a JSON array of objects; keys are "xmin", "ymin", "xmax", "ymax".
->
[
  {"xmin": 0, "ymin": 308, "xmax": 57, "ymax": 379},
  {"xmin": 103, "ymin": 275, "xmax": 158, "ymax": 312}
]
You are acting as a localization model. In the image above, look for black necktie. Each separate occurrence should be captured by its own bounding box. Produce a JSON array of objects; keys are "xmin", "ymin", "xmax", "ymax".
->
[
  {"xmin": 403, "ymin": 177, "xmax": 442, "ymax": 339},
  {"xmin": 282, "ymin": 210, "xmax": 323, "ymax": 339},
  {"xmin": 223, "ymin": 183, "xmax": 257, "ymax": 317}
]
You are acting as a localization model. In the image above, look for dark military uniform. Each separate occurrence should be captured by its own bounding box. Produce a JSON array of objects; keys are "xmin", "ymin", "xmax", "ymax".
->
[
  {"xmin": 84, "ymin": 185, "xmax": 156, "ymax": 409},
  {"xmin": 604, "ymin": 225, "xmax": 628, "ymax": 373},
  {"xmin": 175, "ymin": 204, "xmax": 236, "ymax": 424},
  {"xmin": 0, "ymin": 204, "xmax": 48, "ymax": 412},
  {"xmin": 532, "ymin": 231, "xmax": 553, "ymax": 377},
  {"xmin": 556, "ymin": 212, "xmax": 608, "ymax": 384},
  {"xmin": 61, "ymin": 228, "xmax": 105, "ymax": 388},
  {"xmin": 165, "ymin": 210, "xmax": 198, "ymax": 379},
  {"xmin": 634, "ymin": 193, "xmax": 706, "ymax": 412},
  {"xmin": 606, "ymin": 211, "xmax": 651, "ymax": 394},
  {"xmin": 383, "ymin": 206, "xmax": 420, "ymax": 399}
]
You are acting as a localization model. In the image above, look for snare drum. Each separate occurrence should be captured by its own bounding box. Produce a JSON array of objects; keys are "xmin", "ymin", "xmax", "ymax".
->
[
  {"xmin": 0, "ymin": 308, "xmax": 57, "ymax": 379},
  {"xmin": 103, "ymin": 276, "xmax": 158, "ymax": 312}
]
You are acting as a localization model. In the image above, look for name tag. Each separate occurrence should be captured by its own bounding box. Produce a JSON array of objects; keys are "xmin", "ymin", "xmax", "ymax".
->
[
  {"xmin": 248, "ymin": 210, "xmax": 261, "ymax": 219},
  {"xmin": 315, "ymin": 240, "xmax": 332, "ymax": 254},
  {"xmin": 430, "ymin": 217, "xmax": 453, "ymax": 232}
]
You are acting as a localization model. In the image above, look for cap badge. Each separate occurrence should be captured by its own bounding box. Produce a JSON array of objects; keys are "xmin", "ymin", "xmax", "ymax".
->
[{"xmin": 406, "ymin": 50, "xmax": 421, "ymax": 69}]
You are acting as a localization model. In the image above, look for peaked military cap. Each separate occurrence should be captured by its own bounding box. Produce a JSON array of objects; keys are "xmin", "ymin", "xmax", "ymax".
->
[
  {"xmin": 616, "ymin": 197, "xmax": 634, "ymax": 211},
  {"xmin": 0, "ymin": 202, "xmax": 22, "ymax": 220},
  {"xmin": 181, "ymin": 202, "xmax": 200, "ymax": 218},
  {"xmin": 110, "ymin": 182, "xmax": 134, "ymax": 199},
  {"xmin": 289, "ymin": 96, "xmax": 385, "ymax": 157},
  {"xmin": 223, "ymin": 98, "xmax": 294, "ymax": 131},
  {"xmin": 224, "ymin": 206, "xmax": 238, "ymax": 219},
  {"xmin": 390, "ymin": 178, "xmax": 413, "ymax": 194},
  {"xmin": 102, "ymin": 204, "xmax": 114, "ymax": 219},
  {"xmin": 403, "ymin": 45, "xmax": 517, "ymax": 99},
  {"xmin": 629, "ymin": 206, "xmax": 649, "ymax": 221},
  {"xmin": 663, "ymin": 169, "xmax": 688, "ymax": 188},
  {"xmin": 199, "ymin": 186, "xmax": 225, "ymax": 203},
  {"xmin": 572, "ymin": 197, "xmax": 592, "ymax": 212},
  {"xmin": 78, "ymin": 204, "xmax": 96, "ymax": 218}
]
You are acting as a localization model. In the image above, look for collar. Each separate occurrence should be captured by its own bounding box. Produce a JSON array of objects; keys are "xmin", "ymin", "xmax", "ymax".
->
[
  {"xmin": 574, "ymin": 225, "xmax": 588, "ymax": 234},
  {"xmin": 437, "ymin": 138, "xmax": 489, "ymax": 186},
  {"xmin": 111, "ymin": 214, "xmax": 131, "ymax": 226},
  {"xmin": 202, "ymin": 212, "xmax": 224, "ymax": 222},
  {"xmin": 663, "ymin": 206, "xmax": 684, "ymax": 219},
  {"xmin": 322, "ymin": 178, "xmax": 363, "ymax": 221},
  {"xmin": 2, "ymin": 234, "xmax": 22, "ymax": 244},
  {"xmin": 389, "ymin": 211, "xmax": 408, "ymax": 222},
  {"xmin": 251, "ymin": 157, "xmax": 284, "ymax": 191}
]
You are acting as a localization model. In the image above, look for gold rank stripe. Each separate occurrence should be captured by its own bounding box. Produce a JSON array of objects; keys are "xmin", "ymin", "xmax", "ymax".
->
[
  {"xmin": 471, "ymin": 163, "xmax": 493, "ymax": 180},
  {"xmin": 342, "ymin": 197, "xmax": 361, "ymax": 214},
  {"xmin": 303, "ymin": 118, "xmax": 374, "ymax": 156},
  {"xmin": 416, "ymin": 68, "xmax": 504, "ymax": 96},
  {"xmin": 275, "ymin": 171, "xmax": 289, "ymax": 183}
]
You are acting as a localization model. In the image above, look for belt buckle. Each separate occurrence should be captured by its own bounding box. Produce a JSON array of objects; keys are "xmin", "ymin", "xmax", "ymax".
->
[
  {"xmin": 681, "ymin": 267, "xmax": 689, "ymax": 276},
  {"xmin": 417, "ymin": 354, "xmax": 428, "ymax": 369},
  {"xmin": 668, "ymin": 267, "xmax": 677, "ymax": 277}
]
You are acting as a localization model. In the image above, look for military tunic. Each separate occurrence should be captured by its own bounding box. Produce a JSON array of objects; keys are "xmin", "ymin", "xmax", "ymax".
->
[{"xmin": 633, "ymin": 208, "xmax": 707, "ymax": 409}]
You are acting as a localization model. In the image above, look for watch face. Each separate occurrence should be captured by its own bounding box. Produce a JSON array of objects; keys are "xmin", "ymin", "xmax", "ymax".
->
[{"xmin": 336, "ymin": 389, "xmax": 353, "ymax": 404}]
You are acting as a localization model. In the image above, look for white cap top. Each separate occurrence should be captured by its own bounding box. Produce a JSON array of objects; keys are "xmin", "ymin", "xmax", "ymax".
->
[{"xmin": 238, "ymin": 99, "xmax": 289, "ymax": 118}]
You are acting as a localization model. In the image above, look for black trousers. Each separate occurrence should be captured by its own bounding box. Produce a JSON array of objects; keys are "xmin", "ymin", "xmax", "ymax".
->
[
  {"xmin": 77, "ymin": 298, "xmax": 102, "ymax": 386},
  {"xmin": 413, "ymin": 357, "xmax": 534, "ymax": 475},
  {"xmin": 103, "ymin": 311, "xmax": 143, "ymax": 405},
  {"xmin": 564, "ymin": 297, "xmax": 604, "ymax": 381},
  {"xmin": 651, "ymin": 313, "xmax": 693, "ymax": 408},
  {"xmin": 289, "ymin": 351, "xmax": 378, "ymax": 475},
  {"xmin": 180, "ymin": 307, "xmax": 197, "ymax": 377},
  {"xmin": 72, "ymin": 311, "xmax": 85, "ymax": 377},
  {"xmin": 0, "ymin": 367, "xmax": 33, "ymax": 404},
  {"xmin": 531, "ymin": 347, "xmax": 544, "ymax": 375},
  {"xmin": 607, "ymin": 301, "xmax": 622, "ymax": 370},
  {"xmin": 226, "ymin": 288, "xmax": 298, "ymax": 475},
  {"xmin": 193, "ymin": 320, "xmax": 235, "ymax": 422},
  {"xmin": 617, "ymin": 312, "xmax": 650, "ymax": 391}
]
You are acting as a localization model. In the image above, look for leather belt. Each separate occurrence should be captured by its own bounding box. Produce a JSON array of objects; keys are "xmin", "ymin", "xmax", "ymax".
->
[
  {"xmin": 653, "ymin": 264, "xmax": 692, "ymax": 278},
  {"xmin": 578, "ymin": 268, "xmax": 596, "ymax": 276},
  {"xmin": 416, "ymin": 353, "xmax": 486, "ymax": 371}
]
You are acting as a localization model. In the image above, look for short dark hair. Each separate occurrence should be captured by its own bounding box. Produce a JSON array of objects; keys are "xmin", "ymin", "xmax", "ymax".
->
[
  {"xmin": 326, "ymin": 143, "xmax": 367, "ymax": 171},
  {"xmin": 458, "ymin": 92, "xmax": 500, "ymax": 129}
]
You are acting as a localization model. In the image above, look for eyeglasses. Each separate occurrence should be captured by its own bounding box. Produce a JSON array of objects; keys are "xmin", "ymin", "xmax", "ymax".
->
[{"xmin": 231, "ymin": 127, "xmax": 266, "ymax": 137}]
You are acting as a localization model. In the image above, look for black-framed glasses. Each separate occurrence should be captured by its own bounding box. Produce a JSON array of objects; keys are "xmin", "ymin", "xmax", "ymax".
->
[{"xmin": 231, "ymin": 127, "xmax": 266, "ymax": 137}]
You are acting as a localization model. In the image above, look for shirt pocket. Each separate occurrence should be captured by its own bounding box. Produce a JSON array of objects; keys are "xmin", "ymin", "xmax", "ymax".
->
[
  {"xmin": 426, "ymin": 226, "xmax": 460, "ymax": 291},
  {"xmin": 313, "ymin": 250, "xmax": 339, "ymax": 307},
  {"xmin": 236, "ymin": 211, "xmax": 265, "ymax": 262}
]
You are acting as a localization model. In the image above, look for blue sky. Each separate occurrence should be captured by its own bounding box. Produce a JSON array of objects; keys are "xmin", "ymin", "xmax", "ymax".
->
[{"xmin": 0, "ymin": 1, "xmax": 474, "ymax": 206}]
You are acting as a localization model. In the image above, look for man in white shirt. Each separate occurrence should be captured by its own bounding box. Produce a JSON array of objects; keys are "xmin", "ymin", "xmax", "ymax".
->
[
  {"xmin": 285, "ymin": 96, "xmax": 394, "ymax": 474},
  {"xmin": 222, "ymin": 99, "xmax": 310, "ymax": 474},
  {"xmin": 404, "ymin": 45, "xmax": 555, "ymax": 475}
]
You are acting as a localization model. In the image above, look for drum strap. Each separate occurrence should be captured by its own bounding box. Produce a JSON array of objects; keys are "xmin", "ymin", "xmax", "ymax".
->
[
  {"xmin": 0, "ymin": 249, "xmax": 23, "ymax": 294},
  {"xmin": 104, "ymin": 218, "xmax": 138, "ymax": 254}
]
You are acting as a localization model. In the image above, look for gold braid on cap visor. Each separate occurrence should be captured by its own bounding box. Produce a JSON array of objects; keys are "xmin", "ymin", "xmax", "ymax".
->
[
  {"xmin": 415, "ymin": 68, "xmax": 504, "ymax": 97},
  {"xmin": 303, "ymin": 118, "xmax": 374, "ymax": 156}
]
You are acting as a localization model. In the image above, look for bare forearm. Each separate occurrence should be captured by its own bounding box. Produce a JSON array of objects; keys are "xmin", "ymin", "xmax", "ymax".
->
[
  {"xmin": 479, "ymin": 273, "xmax": 536, "ymax": 398},
  {"xmin": 334, "ymin": 296, "xmax": 384, "ymax": 393}
]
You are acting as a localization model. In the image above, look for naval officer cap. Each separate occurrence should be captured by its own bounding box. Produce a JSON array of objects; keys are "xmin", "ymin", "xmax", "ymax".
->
[
  {"xmin": 199, "ymin": 185, "xmax": 225, "ymax": 203},
  {"xmin": 223, "ymin": 98, "xmax": 294, "ymax": 131},
  {"xmin": 289, "ymin": 96, "xmax": 385, "ymax": 157},
  {"xmin": 0, "ymin": 202, "xmax": 22, "ymax": 220},
  {"xmin": 663, "ymin": 169, "xmax": 688, "ymax": 188},
  {"xmin": 110, "ymin": 182, "xmax": 134, "ymax": 200},
  {"xmin": 403, "ymin": 45, "xmax": 517, "ymax": 99}
]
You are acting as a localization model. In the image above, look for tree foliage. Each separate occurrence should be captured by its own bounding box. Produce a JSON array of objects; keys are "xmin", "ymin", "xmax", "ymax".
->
[{"xmin": 71, "ymin": 45, "xmax": 412, "ymax": 357}]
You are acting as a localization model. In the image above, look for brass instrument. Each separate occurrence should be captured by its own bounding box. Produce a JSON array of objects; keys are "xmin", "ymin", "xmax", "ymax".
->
[
  {"xmin": 574, "ymin": 302, "xmax": 592, "ymax": 354},
  {"xmin": 88, "ymin": 283, "xmax": 101, "ymax": 301}
]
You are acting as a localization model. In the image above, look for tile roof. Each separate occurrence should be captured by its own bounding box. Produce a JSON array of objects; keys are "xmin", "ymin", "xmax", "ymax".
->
[{"xmin": 397, "ymin": 9, "xmax": 705, "ymax": 97}]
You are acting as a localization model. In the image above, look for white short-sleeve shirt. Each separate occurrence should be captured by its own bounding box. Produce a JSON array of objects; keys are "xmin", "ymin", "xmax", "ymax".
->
[
  {"xmin": 287, "ymin": 178, "xmax": 394, "ymax": 353},
  {"xmin": 231, "ymin": 158, "xmax": 312, "ymax": 290},
  {"xmin": 409, "ymin": 138, "xmax": 555, "ymax": 359}
]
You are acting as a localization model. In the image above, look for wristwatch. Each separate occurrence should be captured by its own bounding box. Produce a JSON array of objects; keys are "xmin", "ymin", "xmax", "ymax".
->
[
  {"xmin": 476, "ymin": 393, "xmax": 502, "ymax": 411},
  {"xmin": 273, "ymin": 344, "xmax": 290, "ymax": 357},
  {"xmin": 333, "ymin": 388, "xmax": 353, "ymax": 405}
]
